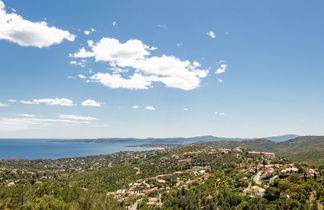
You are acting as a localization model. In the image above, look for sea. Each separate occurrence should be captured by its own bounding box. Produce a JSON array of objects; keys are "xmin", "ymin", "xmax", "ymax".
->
[{"xmin": 0, "ymin": 139, "xmax": 158, "ymax": 160}]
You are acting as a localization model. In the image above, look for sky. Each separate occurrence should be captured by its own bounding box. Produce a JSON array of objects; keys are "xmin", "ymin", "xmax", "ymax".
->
[{"xmin": 0, "ymin": 0, "xmax": 324, "ymax": 139}]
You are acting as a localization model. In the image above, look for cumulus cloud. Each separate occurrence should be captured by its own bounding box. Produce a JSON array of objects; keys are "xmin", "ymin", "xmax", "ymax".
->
[
  {"xmin": 71, "ymin": 37, "xmax": 209, "ymax": 90},
  {"xmin": 214, "ymin": 112, "xmax": 225, "ymax": 116},
  {"xmin": 132, "ymin": 105, "xmax": 139, "ymax": 109},
  {"xmin": 183, "ymin": 108, "xmax": 189, "ymax": 111},
  {"xmin": 81, "ymin": 99, "xmax": 102, "ymax": 107},
  {"xmin": 0, "ymin": 102, "xmax": 8, "ymax": 107},
  {"xmin": 112, "ymin": 21, "xmax": 117, "ymax": 26},
  {"xmin": 217, "ymin": 79, "xmax": 223, "ymax": 83},
  {"xmin": 216, "ymin": 64, "xmax": 227, "ymax": 74},
  {"xmin": 59, "ymin": 114, "xmax": 97, "ymax": 121},
  {"xmin": 91, "ymin": 73, "xmax": 158, "ymax": 90},
  {"xmin": 0, "ymin": 0, "xmax": 75, "ymax": 47},
  {"xmin": 0, "ymin": 117, "xmax": 90, "ymax": 131},
  {"xmin": 206, "ymin": 31, "xmax": 216, "ymax": 39},
  {"xmin": 145, "ymin": 106, "xmax": 155, "ymax": 111},
  {"xmin": 69, "ymin": 47, "xmax": 94, "ymax": 58},
  {"xmin": 8, "ymin": 99, "xmax": 16, "ymax": 103},
  {"xmin": 20, "ymin": 98, "xmax": 75, "ymax": 106}
]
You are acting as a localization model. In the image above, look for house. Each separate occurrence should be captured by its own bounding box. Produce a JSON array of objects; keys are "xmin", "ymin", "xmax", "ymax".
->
[
  {"xmin": 7, "ymin": 182, "xmax": 15, "ymax": 187},
  {"xmin": 251, "ymin": 186, "xmax": 266, "ymax": 196},
  {"xmin": 303, "ymin": 168, "xmax": 318, "ymax": 179},
  {"xmin": 147, "ymin": 197, "xmax": 158, "ymax": 205},
  {"xmin": 262, "ymin": 152, "xmax": 275, "ymax": 159},
  {"xmin": 281, "ymin": 167, "xmax": 299, "ymax": 174},
  {"xmin": 261, "ymin": 168, "xmax": 274, "ymax": 179},
  {"xmin": 248, "ymin": 151, "xmax": 261, "ymax": 157},
  {"xmin": 233, "ymin": 147, "xmax": 245, "ymax": 152},
  {"xmin": 244, "ymin": 186, "xmax": 266, "ymax": 197},
  {"xmin": 219, "ymin": 148, "xmax": 231, "ymax": 154},
  {"xmin": 247, "ymin": 151, "xmax": 275, "ymax": 159}
]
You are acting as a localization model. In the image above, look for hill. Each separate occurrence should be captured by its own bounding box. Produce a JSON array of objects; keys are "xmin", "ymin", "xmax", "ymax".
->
[
  {"xmin": 50, "ymin": 134, "xmax": 298, "ymax": 144},
  {"xmin": 195, "ymin": 136, "xmax": 324, "ymax": 164}
]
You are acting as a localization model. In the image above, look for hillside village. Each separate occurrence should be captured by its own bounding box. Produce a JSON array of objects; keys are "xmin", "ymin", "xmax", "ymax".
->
[{"xmin": 0, "ymin": 141, "xmax": 323, "ymax": 209}]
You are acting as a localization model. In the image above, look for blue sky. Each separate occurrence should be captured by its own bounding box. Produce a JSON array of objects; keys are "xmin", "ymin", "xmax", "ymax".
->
[{"xmin": 0, "ymin": 0, "xmax": 323, "ymax": 138}]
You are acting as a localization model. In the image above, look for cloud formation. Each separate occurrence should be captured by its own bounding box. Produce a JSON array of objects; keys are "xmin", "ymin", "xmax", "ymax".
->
[
  {"xmin": 145, "ymin": 106, "xmax": 155, "ymax": 111},
  {"xmin": 59, "ymin": 114, "xmax": 97, "ymax": 121},
  {"xmin": 16, "ymin": 114, "xmax": 36, "ymax": 117},
  {"xmin": 216, "ymin": 63, "xmax": 227, "ymax": 74},
  {"xmin": 0, "ymin": 0, "xmax": 75, "ymax": 47},
  {"xmin": 81, "ymin": 99, "xmax": 102, "ymax": 107},
  {"xmin": 84, "ymin": 28, "xmax": 95, "ymax": 35},
  {"xmin": 21, "ymin": 98, "xmax": 75, "ymax": 106},
  {"xmin": 71, "ymin": 37, "xmax": 209, "ymax": 90},
  {"xmin": 0, "ymin": 117, "xmax": 90, "ymax": 131},
  {"xmin": 0, "ymin": 102, "xmax": 8, "ymax": 107},
  {"xmin": 206, "ymin": 31, "xmax": 216, "ymax": 39}
]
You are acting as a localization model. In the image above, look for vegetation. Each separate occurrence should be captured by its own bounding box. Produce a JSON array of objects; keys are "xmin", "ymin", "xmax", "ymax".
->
[{"xmin": 0, "ymin": 136, "xmax": 323, "ymax": 209}]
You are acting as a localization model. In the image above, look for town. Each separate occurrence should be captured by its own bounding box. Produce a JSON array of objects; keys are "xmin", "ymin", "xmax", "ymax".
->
[{"xmin": 0, "ymin": 143, "xmax": 322, "ymax": 209}]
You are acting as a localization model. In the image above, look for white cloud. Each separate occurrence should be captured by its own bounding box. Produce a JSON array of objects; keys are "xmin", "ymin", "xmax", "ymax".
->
[
  {"xmin": 20, "ymin": 100, "xmax": 35, "ymax": 105},
  {"xmin": 72, "ymin": 37, "xmax": 209, "ymax": 90},
  {"xmin": 8, "ymin": 99, "xmax": 16, "ymax": 103},
  {"xmin": 84, "ymin": 28, "xmax": 95, "ymax": 35},
  {"xmin": 145, "ymin": 106, "xmax": 155, "ymax": 111},
  {"xmin": 91, "ymin": 73, "xmax": 157, "ymax": 90},
  {"xmin": 69, "ymin": 47, "xmax": 94, "ymax": 58},
  {"xmin": 59, "ymin": 114, "xmax": 97, "ymax": 121},
  {"xmin": 0, "ymin": 0, "xmax": 75, "ymax": 47},
  {"xmin": 78, "ymin": 74, "xmax": 86, "ymax": 79},
  {"xmin": 21, "ymin": 98, "xmax": 75, "ymax": 106},
  {"xmin": 112, "ymin": 21, "xmax": 117, "ymax": 26},
  {"xmin": 216, "ymin": 64, "xmax": 227, "ymax": 74},
  {"xmin": 0, "ymin": 117, "xmax": 90, "ymax": 131},
  {"xmin": 184, "ymin": 108, "xmax": 189, "ymax": 111},
  {"xmin": 214, "ymin": 112, "xmax": 225, "ymax": 116},
  {"xmin": 16, "ymin": 114, "xmax": 36, "ymax": 117},
  {"xmin": 0, "ymin": 102, "xmax": 8, "ymax": 107},
  {"xmin": 70, "ymin": 60, "xmax": 87, "ymax": 67},
  {"xmin": 81, "ymin": 99, "xmax": 102, "ymax": 107},
  {"xmin": 132, "ymin": 105, "xmax": 139, "ymax": 109},
  {"xmin": 217, "ymin": 79, "xmax": 223, "ymax": 83},
  {"xmin": 206, "ymin": 31, "xmax": 216, "ymax": 39},
  {"xmin": 90, "ymin": 38, "xmax": 151, "ymax": 62}
]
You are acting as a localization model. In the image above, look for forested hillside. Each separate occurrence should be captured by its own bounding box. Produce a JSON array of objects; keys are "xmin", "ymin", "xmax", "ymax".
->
[{"xmin": 0, "ymin": 141, "xmax": 323, "ymax": 209}]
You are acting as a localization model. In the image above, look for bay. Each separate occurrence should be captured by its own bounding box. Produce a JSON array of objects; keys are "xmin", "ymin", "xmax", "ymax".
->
[{"xmin": 0, "ymin": 139, "xmax": 156, "ymax": 160}]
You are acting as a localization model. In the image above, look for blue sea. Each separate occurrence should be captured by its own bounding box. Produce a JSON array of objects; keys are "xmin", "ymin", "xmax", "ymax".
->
[{"xmin": 0, "ymin": 139, "xmax": 157, "ymax": 160}]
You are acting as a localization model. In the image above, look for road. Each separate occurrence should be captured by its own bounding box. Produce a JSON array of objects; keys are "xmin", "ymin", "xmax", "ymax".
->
[{"xmin": 253, "ymin": 170, "xmax": 262, "ymax": 185}]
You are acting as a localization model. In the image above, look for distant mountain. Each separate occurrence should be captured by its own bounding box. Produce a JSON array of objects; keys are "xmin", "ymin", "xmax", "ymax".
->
[
  {"xmin": 50, "ymin": 136, "xmax": 250, "ymax": 144},
  {"xmin": 264, "ymin": 134, "xmax": 299, "ymax": 142},
  {"xmin": 51, "ymin": 134, "xmax": 299, "ymax": 144}
]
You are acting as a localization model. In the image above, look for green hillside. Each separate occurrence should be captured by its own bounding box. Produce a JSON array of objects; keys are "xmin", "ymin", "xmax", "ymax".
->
[
  {"xmin": 279, "ymin": 141, "xmax": 324, "ymax": 165},
  {"xmin": 196, "ymin": 136, "xmax": 324, "ymax": 165}
]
